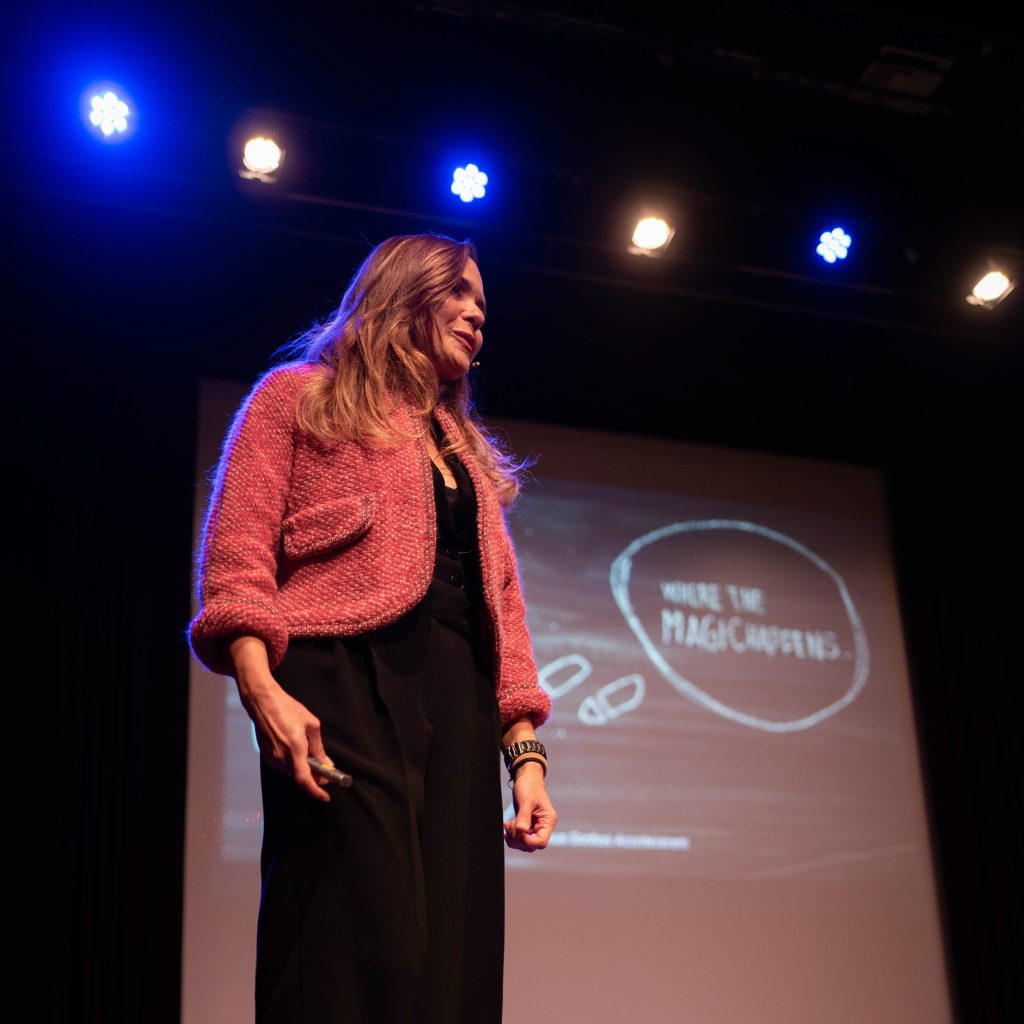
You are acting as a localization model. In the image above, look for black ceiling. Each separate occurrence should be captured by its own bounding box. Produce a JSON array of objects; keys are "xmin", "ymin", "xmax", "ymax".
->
[{"xmin": 7, "ymin": 1, "xmax": 1022, "ymax": 462}]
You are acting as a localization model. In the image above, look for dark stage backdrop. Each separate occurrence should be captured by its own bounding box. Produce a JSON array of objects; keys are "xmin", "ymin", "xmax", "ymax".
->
[
  {"xmin": 8, "ymin": 2, "xmax": 1022, "ymax": 1016},
  {"xmin": 13, "ymin": 180, "xmax": 1017, "ymax": 1024},
  {"xmin": 184, "ymin": 381, "xmax": 952, "ymax": 1022},
  {"xmin": 23, "ymin": 349, "xmax": 1020, "ymax": 1024}
]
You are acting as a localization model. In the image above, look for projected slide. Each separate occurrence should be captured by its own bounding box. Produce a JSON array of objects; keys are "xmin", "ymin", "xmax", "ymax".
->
[
  {"xmin": 504, "ymin": 486, "xmax": 873, "ymax": 870},
  {"xmin": 183, "ymin": 383, "xmax": 951, "ymax": 1023}
]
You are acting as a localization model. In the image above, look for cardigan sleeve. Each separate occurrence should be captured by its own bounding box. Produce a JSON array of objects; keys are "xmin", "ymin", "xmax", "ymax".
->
[
  {"xmin": 494, "ymin": 521, "xmax": 552, "ymax": 729},
  {"xmin": 188, "ymin": 366, "xmax": 304, "ymax": 676}
]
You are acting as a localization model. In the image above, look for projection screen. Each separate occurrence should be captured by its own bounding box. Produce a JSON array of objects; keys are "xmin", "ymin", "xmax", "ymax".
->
[{"xmin": 182, "ymin": 379, "xmax": 951, "ymax": 1023}]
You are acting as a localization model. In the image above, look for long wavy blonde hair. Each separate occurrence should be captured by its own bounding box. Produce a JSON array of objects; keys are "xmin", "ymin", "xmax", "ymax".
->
[{"xmin": 280, "ymin": 233, "xmax": 529, "ymax": 506}]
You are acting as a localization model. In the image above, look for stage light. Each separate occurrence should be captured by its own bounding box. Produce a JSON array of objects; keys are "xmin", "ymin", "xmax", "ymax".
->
[
  {"xmin": 90, "ymin": 91, "xmax": 129, "ymax": 136},
  {"xmin": 240, "ymin": 137, "xmax": 284, "ymax": 182},
  {"xmin": 451, "ymin": 164, "xmax": 488, "ymax": 203},
  {"xmin": 629, "ymin": 217, "xmax": 674, "ymax": 256},
  {"xmin": 966, "ymin": 270, "xmax": 1015, "ymax": 309},
  {"xmin": 816, "ymin": 227, "xmax": 852, "ymax": 264},
  {"xmin": 82, "ymin": 85, "xmax": 133, "ymax": 142}
]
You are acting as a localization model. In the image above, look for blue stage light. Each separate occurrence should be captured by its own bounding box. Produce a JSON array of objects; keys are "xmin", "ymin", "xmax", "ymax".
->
[
  {"xmin": 89, "ymin": 90, "xmax": 130, "ymax": 136},
  {"xmin": 816, "ymin": 227, "xmax": 852, "ymax": 264},
  {"xmin": 451, "ymin": 164, "xmax": 488, "ymax": 203},
  {"xmin": 81, "ymin": 82, "xmax": 135, "ymax": 142}
]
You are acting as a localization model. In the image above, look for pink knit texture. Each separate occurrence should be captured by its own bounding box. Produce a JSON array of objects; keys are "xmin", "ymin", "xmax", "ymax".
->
[{"xmin": 189, "ymin": 363, "xmax": 551, "ymax": 729}]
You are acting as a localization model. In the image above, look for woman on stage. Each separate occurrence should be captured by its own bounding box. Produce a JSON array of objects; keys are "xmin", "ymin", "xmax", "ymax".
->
[{"xmin": 189, "ymin": 233, "xmax": 556, "ymax": 1023}]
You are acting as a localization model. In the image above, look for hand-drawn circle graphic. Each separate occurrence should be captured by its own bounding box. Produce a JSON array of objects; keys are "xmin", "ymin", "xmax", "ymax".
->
[{"xmin": 609, "ymin": 520, "xmax": 869, "ymax": 732}]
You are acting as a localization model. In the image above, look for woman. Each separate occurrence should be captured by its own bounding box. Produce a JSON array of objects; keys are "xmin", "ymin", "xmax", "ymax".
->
[{"xmin": 189, "ymin": 233, "xmax": 556, "ymax": 1022}]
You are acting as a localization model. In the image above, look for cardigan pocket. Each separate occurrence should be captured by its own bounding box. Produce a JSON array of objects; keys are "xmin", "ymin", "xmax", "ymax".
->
[{"xmin": 281, "ymin": 495, "xmax": 375, "ymax": 560}]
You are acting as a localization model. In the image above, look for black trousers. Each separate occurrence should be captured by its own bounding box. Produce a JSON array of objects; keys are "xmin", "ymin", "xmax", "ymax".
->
[{"xmin": 256, "ymin": 587, "xmax": 505, "ymax": 1023}]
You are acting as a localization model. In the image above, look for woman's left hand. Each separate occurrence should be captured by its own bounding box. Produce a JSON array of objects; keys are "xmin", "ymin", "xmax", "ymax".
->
[{"xmin": 504, "ymin": 763, "xmax": 558, "ymax": 852}]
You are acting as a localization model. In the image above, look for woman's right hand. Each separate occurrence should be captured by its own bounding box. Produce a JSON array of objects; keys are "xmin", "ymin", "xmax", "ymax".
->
[{"xmin": 229, "ymin": 635, "xmax": 332, "ymax": 802}]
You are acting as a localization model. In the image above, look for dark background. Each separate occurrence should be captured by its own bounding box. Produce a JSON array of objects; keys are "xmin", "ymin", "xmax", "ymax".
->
[{"xmin": 6, "ymin": 2, "xmax": 1020, "ymax": 1020}]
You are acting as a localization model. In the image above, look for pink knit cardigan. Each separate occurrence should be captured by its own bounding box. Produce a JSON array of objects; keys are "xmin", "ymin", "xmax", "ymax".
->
[{"xmin": 189, "ymin": 363, "xmax": 551, "ymax": 729}]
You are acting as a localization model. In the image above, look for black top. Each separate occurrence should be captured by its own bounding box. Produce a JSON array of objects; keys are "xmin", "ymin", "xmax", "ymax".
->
[{"xmin": 429, "ymin": 429, "xmax": 484, "ymax": 610}]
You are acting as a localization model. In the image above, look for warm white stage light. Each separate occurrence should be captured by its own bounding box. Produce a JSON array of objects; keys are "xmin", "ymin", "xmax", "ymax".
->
[
  {"xmin": 629, "ymin": 217, "xmax": 674, "ymax": 256},
  {"xmin": 241, "ymin": 137, "xmax": 284, "ymax": 180},
  {"xmin": 966, "ymin": 270, "xmax": 1014, "ymax": 308}
]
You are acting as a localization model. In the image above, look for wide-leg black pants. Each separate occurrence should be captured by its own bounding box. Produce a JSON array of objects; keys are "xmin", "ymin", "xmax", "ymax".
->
[{"xmin": 255, "ymin": 586, "xmax": 505, "ymax": 1023}]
